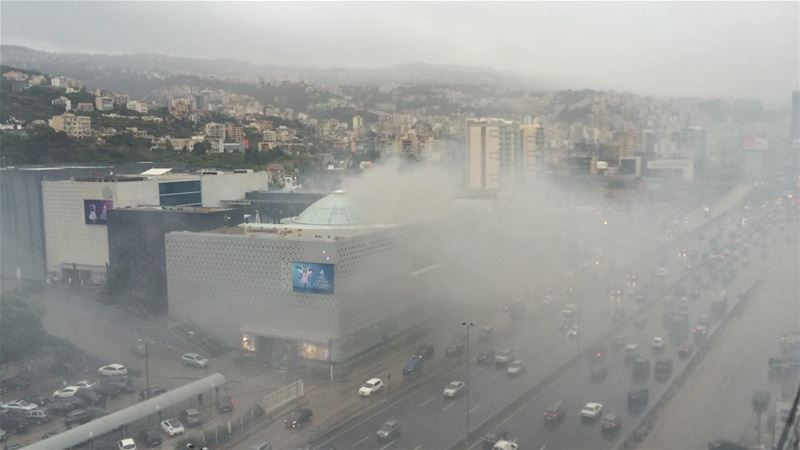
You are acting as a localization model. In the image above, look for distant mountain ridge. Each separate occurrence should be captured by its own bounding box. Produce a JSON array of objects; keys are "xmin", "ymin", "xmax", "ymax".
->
[{"xmin": 0, "ymin": 45, "xmax": 560, "ymax": 92}]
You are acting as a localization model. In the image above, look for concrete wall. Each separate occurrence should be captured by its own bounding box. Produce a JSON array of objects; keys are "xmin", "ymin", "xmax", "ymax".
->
[{"xmin": 200, "ymin": 172, "xmax": 268, "ymax": 207}]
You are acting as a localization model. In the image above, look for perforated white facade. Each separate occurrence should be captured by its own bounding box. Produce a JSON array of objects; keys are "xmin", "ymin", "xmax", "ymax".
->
[{"xmin": 165, "ymin": 222, "xmax": 443, "ymax": 363}]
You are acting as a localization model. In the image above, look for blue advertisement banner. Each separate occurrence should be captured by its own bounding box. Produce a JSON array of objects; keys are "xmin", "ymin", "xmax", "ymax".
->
[
  {"xmin": 84, "ymin": 199, "xmax": 113, "ymax": 225},
  {"xmin": 292, "ymin": 262, "xmax": 335, "ymax": 294}
]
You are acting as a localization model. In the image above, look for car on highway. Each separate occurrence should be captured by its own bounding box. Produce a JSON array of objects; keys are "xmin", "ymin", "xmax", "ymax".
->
[
  {"xmin": 442, "ymin": 381, "xmax": 466, "ymax": 398},
  {"xmin": 590, "ymin": 365, "xmax": 608, "ymax": 382},
  {"xmin": 561, "ymin": 303, "xmax": 578, "ymax": 317},
  {"xmin": 136, "ymin": 429, "xmax": 162, "ymax": 447},
  {"xmin": 4, "ymin": 443, "xmax": 22, "ymax": 450},
  {"xmin": 413, "ymin": 345, "xmax": 434, "ymax": 360},
  {"xmin": 655, "ymin": 359, "xmax": 674, "ymax": 379},
  {"xmin": 181, "ymin": 353, "xmax": 209, "ymax": 368},
  {"xmin": 543, "ymin": 401, "xmax": 565, "ymax": 424},
  {"xmin": 160, "ymin": 418, "xmax": 185, "ymax": 436},
  {"xmin": 402, "ymin": 357, "xmax": 423, "ymax": 376},
  {"xmin": 64, "ymin": 408, "xmax": 97, "ymax": 428},
  {"xmin": 0, "ymin": 400, "xmax": 38, "ymax": 412},
  {"xmin": 358, "ymin": 378, "xmax": 383, "ymax": 396},
  {"xmin": 482, "ymin": 430, "xmax": 509, "ymax": 450},
  {"xmin": 97, "ymin": 364, "xmax": 128, "ymax": 376},
  {"xmin": 0, "ymin": 377, "xmax": 31, "ymax": 394},
  {"xmin": 624, "ymin": 343, "xmax": 640, "ymax": 361},
  {"xmin": 117, "ymin": 438, "xmax": 137, "ymax": 450},
  {"xmin": 376, "ymin": 419, "xmax": 401, "ymax": 440},
  {"xmin": 589, "ymin": 345, "xmax": 607, "ymax": 363},
  {"xmin": 476, "ymin": 350, "xmax": 495, "ymax": 365},
  {"xmin": 580, "ymin": 402, "xmax": 603, "ymax": 419},
  {"xmin": 494, "ymin": 349, "xmax": 514, "ymax": 366},
  {"xmin": 284, "ymin": 408, "xmax": 313, "ymax": 429},
  {"xmin": 567, "ymin": 324, "xmax": 580, "ymax": 338},
  {"xmin": 492, "ymin": 439, "xmax": 519, "ymax": 450},
  {"xmin": 444, "ymin": 341, "xmax": 465, "ymax": 357},
  {"xmin": 600, "ymin": 412, "xmax": 621, "ymax": 431},
  {"xmin": 627, "ymin": 387, "xmax": 649, "ymax": 406},
  {"xmin": 247, "ymin": 442, "xmax": 272, "ymax": 450},
  {"xmin": 180, "ymin": 408, "xmax": 202, "ymax": 427},
  {"xmin": 53, "ymin": 385, "xmax": 81, "ymax": 398},
  {"xmin": 139, "ymin": 386, "xmax": 166, "ymax": 401},
  {"xmin": 651, "ymin": 337, "xmax": 665, "ymax": 350},
  {"xmin": 633, "ymin": 359, "xmax": 651, "ymax": 383},
  {"xmin": 506, "ymin": 360, "xmax": 526, "ymax": 376}
]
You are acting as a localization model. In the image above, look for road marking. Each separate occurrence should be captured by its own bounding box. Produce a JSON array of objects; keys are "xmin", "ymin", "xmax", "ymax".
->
[
  {"xmin": 351, "ymin": 436, "xmax": 370, "ymax": 447},
  {"xmin": 442, "ymin": 401, "xmax": 457, "ymax": 412},
  {"xmin": 412, "ymin": 446, "xmax": 422, "ymax": 450},
  {"xmin": 469, "ymin": 404, "xmax": 480, "ymax": 414},
  {"xmin": 418, "ymin": 396, "xmax": 435, "ymax": 407},
  {"xmin": 378, "ymin": 439, "xmax": 397, "ymax": 450}
]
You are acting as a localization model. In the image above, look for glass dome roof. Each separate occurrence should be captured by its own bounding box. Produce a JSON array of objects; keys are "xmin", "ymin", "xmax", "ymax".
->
[{"xmin": 290, "ymin": 190, "xmax": 368, "ymax": 226}]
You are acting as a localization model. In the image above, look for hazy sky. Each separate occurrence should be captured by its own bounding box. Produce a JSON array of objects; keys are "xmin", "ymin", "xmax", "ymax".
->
[{"xmin": 1, "ymin": 1, "xmax": 798, "ymax": 105}]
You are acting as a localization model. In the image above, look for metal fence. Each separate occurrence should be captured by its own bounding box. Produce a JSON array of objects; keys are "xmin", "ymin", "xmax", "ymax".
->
[{"xmin": 261, "ymin": 379, "xmax": 304, "ymax": 415}]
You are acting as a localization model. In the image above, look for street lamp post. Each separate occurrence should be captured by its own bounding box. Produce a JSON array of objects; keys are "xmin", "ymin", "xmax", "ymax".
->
[
  {"xmin": 461, "ymin": 321, "xmax": 475, "ymax": 447},
  {"xmin": 138, "ymin": 338, "xmax": 152, "ymax": 390}
]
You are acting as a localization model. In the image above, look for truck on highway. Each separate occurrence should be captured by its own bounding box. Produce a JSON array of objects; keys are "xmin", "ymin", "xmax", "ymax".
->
[{"xmin": 492, "ymin": 439, "xmax": 519, "ymax": 450}]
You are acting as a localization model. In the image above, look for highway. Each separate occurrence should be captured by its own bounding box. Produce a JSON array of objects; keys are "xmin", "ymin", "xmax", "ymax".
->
[
  {"xmin": 640, "ymin": 206, "xmax": 799, "ymax": 450},
  {"xmin": 309, "ymin": 189, "xmax": 760, "ymax": 450}
]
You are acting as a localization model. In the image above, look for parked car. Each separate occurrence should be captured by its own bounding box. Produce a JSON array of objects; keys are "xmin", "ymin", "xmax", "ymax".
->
[
  {"xmin": 72, "ymin": 380, "xmax": 96, "ymax": 390},
  {"xmin": 0, "ymin": 377, "xmax": 31, "ymax": 394},
  {"xmin": 0, "ymin": 400, "xmax": 37, "ymax": 412},
  {"xmin": 21, "ymin": 394, "xmax": 49, "ymax": 408},
  {"xmin": 376, "ymin": 419, "xmax": 401, "ymax": 440},
  {"xmin": 117, "ymin": 438, "xmax": 137, "ymax": 450},
  {"xmin": 4, "ymin": 443, "xmax": 21, "ymax": 450},
  {"xmin": 22, "ymin": 409, "xmax": 51, "ymax": 425},
  {"xmin": 160, "ymin": 419, "xmax": 185, "ymax": 436},
  {"xmin": 0, "ymin": 411, "xmax": 30, "ymax": 434},
  {"xmin": 47, "ymin": 397, "xmax": 86, "ymax": 416},
  {"xmin": 181, "ymin": 353, "xmax": 209, "ymax": 368},
  {"xmin": 284, "ymin": 408, "xmax": 313, "ymax": 429},
  {"xmin": 53, "ymin": 386, "xmax": 81, "ymax": 399},
  {"xmin": 94, "ymin": 383, "xmax": 128, "ymax": 398},
  {"xmin": 64, "ymin": 409, "xmax": 97, "ymax": 428},
  {"xmin": 97, "ymin": 364, "xmax": 128, "ymax": 376},
  {"xmin": 358, "ymin": 378, "xmax": 384, "ymax": 397},
  {"xmin": 0, "ymin": 430, "xmax": 6, "ymax": 441},
  {"xmin": 98, "ymin": 376, "xmax": 136, "ymax": 393},
  {"xmin": 216, "ymin": 396, "xmax": 234, "ymax": 413},
  {"xmin": 580, "ymin": 402, "xmax": 603, "ymax": 419},
  {"xmin": 179, "ymin": 409, "xmax": 202, "ymax": 427},
  {"xmin": 136, "ymin": 429, "xmax": 162, "ymax": 448},
  {"xmin": 76, "ymin": 388, "xmax": 106, "ymax": 406},
  {"xmin": 506, "ymin": 360, "xmax": 526, "ymax": 376},
  {"xmin": 442, "ymin": 381, "xmax": 466, "ymax": 398},
  {"xmin": 543, "ymin": 401, "xmax": 565, "ymax": 424},
  {"xmin": 139, "ymin": 386, "xmax": 166, "ymax": 401}
]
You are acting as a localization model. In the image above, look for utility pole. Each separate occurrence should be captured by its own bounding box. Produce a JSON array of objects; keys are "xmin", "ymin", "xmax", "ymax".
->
[{"xmin": 461, "ymin": 321, "xmax": 475, "ymax": 447}]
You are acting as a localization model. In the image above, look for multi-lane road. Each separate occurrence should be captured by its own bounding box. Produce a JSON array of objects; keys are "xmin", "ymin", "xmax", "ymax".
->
[{"xmin": 311, "ymin": 187, "xmax": 775, "ymax": 450}]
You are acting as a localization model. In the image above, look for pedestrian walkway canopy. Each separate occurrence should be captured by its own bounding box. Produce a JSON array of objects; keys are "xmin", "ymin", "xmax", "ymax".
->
[{"xmin": 24, "ymin": 373, "xmax": 226, "ymax": 450}]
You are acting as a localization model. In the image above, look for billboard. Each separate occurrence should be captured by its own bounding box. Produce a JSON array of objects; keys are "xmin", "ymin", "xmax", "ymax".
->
[
  {"xmin": 84, "ymin": 199, "xmax": 112, "ymax": 225},
  {"xmin": 292, "ymin": 262, "xmax": 335, "ymax": 294}
]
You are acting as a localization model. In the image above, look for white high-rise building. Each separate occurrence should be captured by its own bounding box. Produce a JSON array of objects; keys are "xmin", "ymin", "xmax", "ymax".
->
[{"xmin": 465, "ymin": 118, "xmax": 519, "ymax": 190}]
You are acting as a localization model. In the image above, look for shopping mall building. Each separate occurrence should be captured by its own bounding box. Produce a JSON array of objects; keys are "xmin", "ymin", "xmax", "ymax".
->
[{"xmin": 165, "ymin": 190, "xmax": 444, "ymax": 367}]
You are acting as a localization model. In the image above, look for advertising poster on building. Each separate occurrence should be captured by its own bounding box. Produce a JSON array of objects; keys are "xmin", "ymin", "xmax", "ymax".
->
[
  {"xmin": 292, "ymin": 262, "xmax": 335, "ymax": 294},
  {"xmin": 84, "ymin": 199, "xmax": 113, "ymax": 225}
]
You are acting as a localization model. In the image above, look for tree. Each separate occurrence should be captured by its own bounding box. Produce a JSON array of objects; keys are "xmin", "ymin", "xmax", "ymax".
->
[
  {"xmin": 192, "ymin": 140, "xmax": 210, "ymax": 155},
  {"xmin": 0, "ymin": 296, "xmax": 45, "ymax": 363}
]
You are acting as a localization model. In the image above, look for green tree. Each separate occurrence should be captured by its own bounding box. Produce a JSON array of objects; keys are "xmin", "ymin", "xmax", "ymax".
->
[
  {"xmin": 0, "ymin": 296, "xmax": 45, "ymax": 363},
  {"xmin": 192, "ymin": 140, "xmax": 210, "ymax": 156}
]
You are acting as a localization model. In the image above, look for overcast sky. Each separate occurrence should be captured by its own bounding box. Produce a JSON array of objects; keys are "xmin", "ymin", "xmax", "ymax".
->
[{"xmin": 1, "ymin": 1, "xmax": 798, "ymax": 105}]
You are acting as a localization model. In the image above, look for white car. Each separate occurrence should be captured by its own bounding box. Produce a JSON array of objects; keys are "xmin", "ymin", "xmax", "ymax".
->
[
  {"xmin": 52, "ymin": 386, "xmax": 81, "ymax": 398},
  {"xmin": 651, "ymin": 337, "xmax": 665, "ymax": 350},
  {"xmin": 358, "ymin": 378, "xmax": 384, "ymax": 396},
  {"xmin": 442, "ymin": 381, "xmax": 466, "ymax": 398},
  {"xmin": 117, "ymin": 438, "xmax": 137, "ymax": 450},
  {"xmin": 1, "ymin": 400, "xmax": 39, "ymax": 411},
  {"xmin": 181, "ymin": 353, "xmax": 209, "ymax": 368},
  {"xmin": 160, "ymin": 418, "xmax": 185, "ymax": 436},
  {"xmin": 98, "ymin": 364, "xmax": 128, "ymax": 376},
  {"xmin": 580, "ymin": 402, "xmax": 604, "ymax": 419},
  {"xmin": 506, "ymin": 360, "xmax": 527, "ymax": 376},
  {"xmin": 72, "ymin": 380, "xmax": 96, "ymax": 390}
]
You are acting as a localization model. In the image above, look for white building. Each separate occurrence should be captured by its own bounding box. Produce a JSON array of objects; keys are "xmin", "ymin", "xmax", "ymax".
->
[
  {"xmin": 465, "ymin": 118, "xmax": 520, "ymax": 191},
  {"xmin": 95, "ymin": 96, "xmax": 115, "ymax": 111},
  {"xmin": 49, "ymin": 113, "xmax": 91, "ymax": 138},
  {"xmin": 205, "ymin": 122, "xmax": 226, "ymax": 140},
  {"xmin": 126, "ymin": 100, "xmax": 149, "ymax": 114}
]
